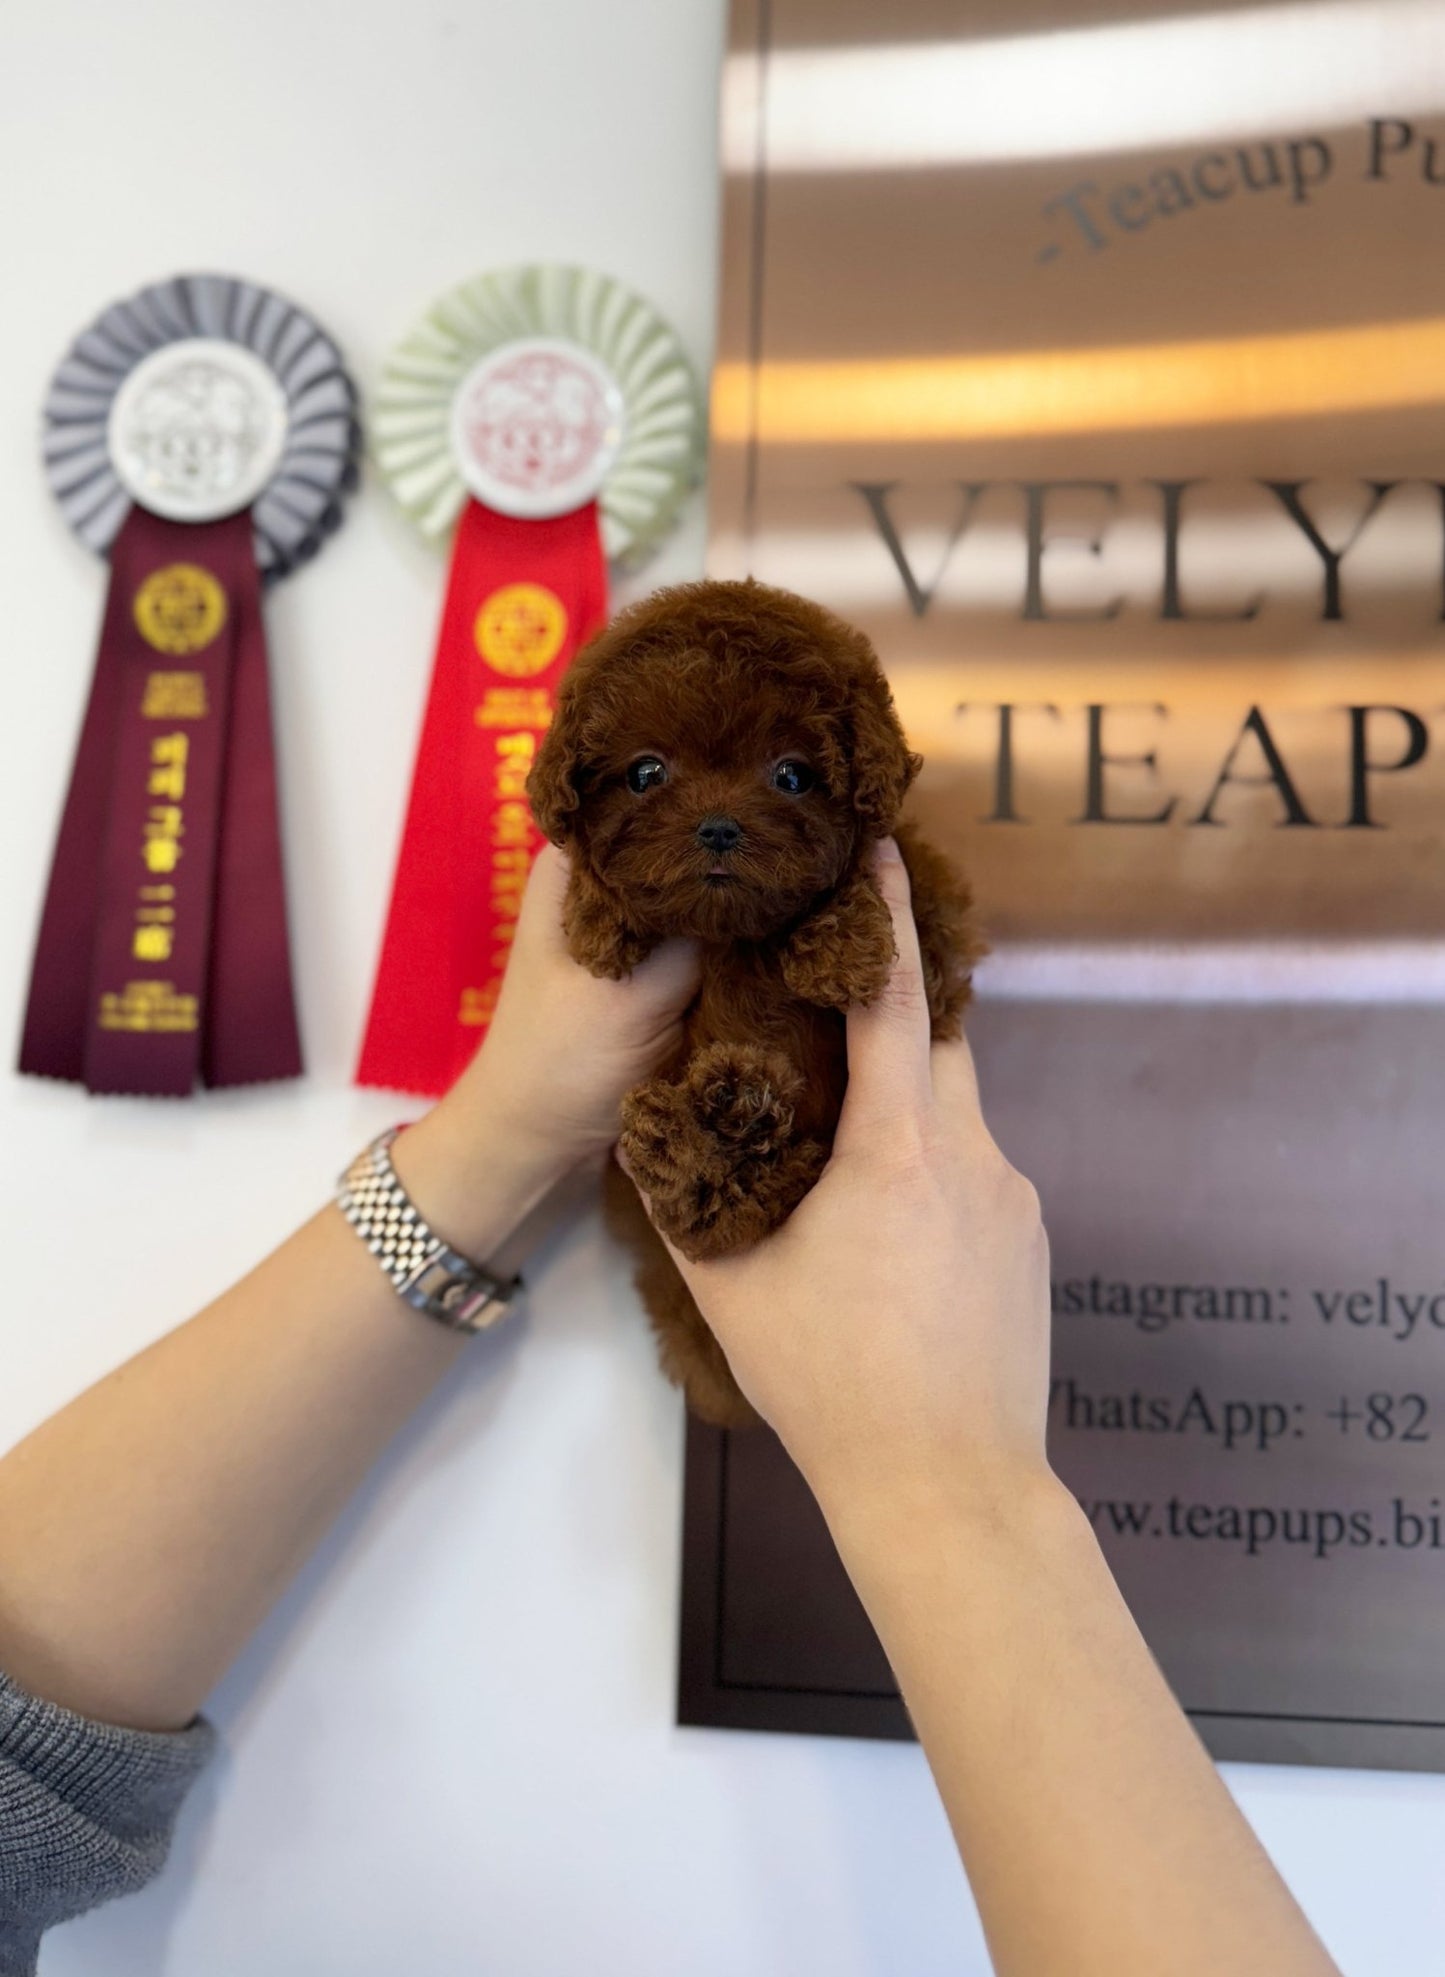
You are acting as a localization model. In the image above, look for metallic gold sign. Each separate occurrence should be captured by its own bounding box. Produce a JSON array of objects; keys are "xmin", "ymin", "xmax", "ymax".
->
[
  {"xmin": 689, "ymin": 0, "xmax": 1445, "ymax": 1769},
  {"xmin": 710, "ymin": 0, "xmax": 1445, "ymax": 959}
]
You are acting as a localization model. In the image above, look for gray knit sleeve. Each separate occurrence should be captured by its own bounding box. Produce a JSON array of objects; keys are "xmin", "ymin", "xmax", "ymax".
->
[{"xmin": 0, "ymin": 1669, "xmax": 214, "ymax": 1976}]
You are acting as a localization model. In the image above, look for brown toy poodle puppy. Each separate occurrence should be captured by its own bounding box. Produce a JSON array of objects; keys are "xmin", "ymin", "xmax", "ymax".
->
[{"xmin": 527, "ymin": 578, "xmax": 984, "ymax": 1426}]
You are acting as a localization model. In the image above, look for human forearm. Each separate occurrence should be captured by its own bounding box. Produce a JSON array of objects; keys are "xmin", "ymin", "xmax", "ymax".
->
[
  {"xmin": 627, "ymin": 843, "xmax": 1335, "ymax": 1972},
  {"xmin": 0, "ymin": 848, "xmax": 696, "ymax": 1738},
  {"xmin": 828, "ymin": 1469, "xmax": 1338, "ymax": 1977},
  {"xmin": 0, "ymin": 1100, "xmax": 563, "ymax": 1735}
]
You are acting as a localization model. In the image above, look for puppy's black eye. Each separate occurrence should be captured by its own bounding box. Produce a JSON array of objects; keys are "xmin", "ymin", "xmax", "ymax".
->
[
  {"xmin": 626, "ymin": 755, "xmax": 669, "ymax": 794},
  {"xmin": 772, "ymin": 759, "xmax": 815, "ymax": 795}
]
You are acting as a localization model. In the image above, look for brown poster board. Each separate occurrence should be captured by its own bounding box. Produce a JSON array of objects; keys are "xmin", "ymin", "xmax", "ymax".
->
[
  {"xmin": 682, "ymin": 1001, "xmax": 1445, "ymax": 1770},
  {"xmin": 684, "ymin": 0, "xmax": 1445, "ymax": 1766}
]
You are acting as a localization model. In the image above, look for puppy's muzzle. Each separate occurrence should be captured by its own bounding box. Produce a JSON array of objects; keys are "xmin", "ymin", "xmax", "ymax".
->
[{"xmin": 695, "ymin": 814, "xmax": 743, "ymax": 854}]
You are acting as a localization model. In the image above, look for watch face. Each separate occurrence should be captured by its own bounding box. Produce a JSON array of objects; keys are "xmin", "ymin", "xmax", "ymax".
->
[
  {"xmin": 449, "ymin": 336, "xmax": 626, "ymax": 518},
  {"xmin": 107, "ymin": 337, "xmax": 290, "ymax": 523}
]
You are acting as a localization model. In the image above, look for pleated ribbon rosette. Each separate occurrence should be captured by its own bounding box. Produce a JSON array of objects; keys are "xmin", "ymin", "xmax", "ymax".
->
[
  {"xmin": 20, "ymin": 274, "xmax": 360, "ymax": 1097},
  {"xmin": 356, "ymin": 265, "xmax": 703, "ymax": 1097}
]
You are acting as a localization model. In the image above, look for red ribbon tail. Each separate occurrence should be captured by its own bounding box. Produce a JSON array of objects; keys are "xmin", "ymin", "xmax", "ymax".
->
[{"xmin": 357, "ymin": 498, "xmax": 609, "ymax": 1097}]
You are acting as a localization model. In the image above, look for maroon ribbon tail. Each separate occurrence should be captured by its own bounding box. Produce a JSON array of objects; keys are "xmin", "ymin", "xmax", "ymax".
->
[
  {"xmin": 17, "ymin": 539, "xmax": 131, "ymax": 1085},
  {"xmin": 201, "ymin": 535, "xmax": 302, "ymax": 1087},
  {"xmin": 17, "ymin": 504, "xmax": 302, "ymax": 1095}
]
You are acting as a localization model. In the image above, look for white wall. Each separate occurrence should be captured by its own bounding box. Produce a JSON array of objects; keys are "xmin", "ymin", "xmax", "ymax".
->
[{"xmin": 1, "ymin": 3, "xmax": 1442, "ymax": 1972}]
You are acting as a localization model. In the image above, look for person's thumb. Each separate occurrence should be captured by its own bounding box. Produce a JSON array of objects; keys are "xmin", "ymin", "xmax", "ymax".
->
[{"xmin": 836, "ymin": 837, "xmax": 933, "ymax": 1149}]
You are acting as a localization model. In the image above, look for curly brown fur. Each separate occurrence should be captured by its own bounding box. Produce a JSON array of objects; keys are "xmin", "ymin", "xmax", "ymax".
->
[{"xmin": 528, "ymin": 578, "xmax": 985, "ymax": 1426}]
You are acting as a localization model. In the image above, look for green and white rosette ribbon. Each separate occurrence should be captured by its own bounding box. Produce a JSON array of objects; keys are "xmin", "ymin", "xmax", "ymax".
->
[
  {"xmin": 356, "ymin": 265, "xmax": 704, "ymax": 1096},
  {"xmin": 370, "ymin": 262, "xmax": 704, "ymax": 565}
]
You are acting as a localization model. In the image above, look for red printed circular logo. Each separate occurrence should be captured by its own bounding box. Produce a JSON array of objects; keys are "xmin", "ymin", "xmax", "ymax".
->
[{"xmin": 450, "ymin": 337, "xmax": 625, "ymax": 519}]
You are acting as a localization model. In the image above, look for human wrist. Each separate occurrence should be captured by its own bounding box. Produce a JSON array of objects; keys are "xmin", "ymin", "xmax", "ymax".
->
[
  {"xmin": 388, "ymin": 1090, "xmax": 571, "ymax": 1266},
  {"xmin": 816, "ymin": 1452, "xmax": 1085, "ymax": 1611}
]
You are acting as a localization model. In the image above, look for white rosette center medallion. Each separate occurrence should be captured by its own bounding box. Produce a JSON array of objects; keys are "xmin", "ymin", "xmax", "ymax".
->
[
  {"xmin": 107, "ymin": 337, "xmax": 291, "ymax": 524},
  {"xmin": 449, "ymin": 337, "xmax": 625, "ymax": 519}
]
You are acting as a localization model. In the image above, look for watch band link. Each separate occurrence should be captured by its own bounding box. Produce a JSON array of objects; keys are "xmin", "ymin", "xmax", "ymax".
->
[{"xmin": 337, "ymin": 1126, "xmax": 520, "ymax": 1334}]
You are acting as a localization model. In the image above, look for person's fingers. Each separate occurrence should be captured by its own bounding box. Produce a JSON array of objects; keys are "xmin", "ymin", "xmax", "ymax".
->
[
  {"xmin": 931, "ymin": 1029, "xmax": 1019, "ymax": 1191},
  {"xmin": 626, "ymin": 934, "xmax": 702, "ymax": 1008},
  {"xmin": 514, "ymin": 842, "xmax": 573, "ymax": 956},
  {"xmin": 930, "ymin": 1028, "xmax": 984, "ymax": 1121},
  {"xmin": 838, "ymin": 837, "xmax": 933, "ymax": 1141}
]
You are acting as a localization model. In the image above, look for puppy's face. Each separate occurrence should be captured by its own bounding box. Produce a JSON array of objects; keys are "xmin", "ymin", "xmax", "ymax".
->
[
  {"xmin": 528, "ymin": 581, "xmax": 919, "ymax": 943},
  {"xmin": 555, "ymin": 673, "xmax": 853, "ymax": 941}
]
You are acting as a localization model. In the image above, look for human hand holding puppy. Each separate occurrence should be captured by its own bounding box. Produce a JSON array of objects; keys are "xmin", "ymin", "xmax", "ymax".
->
[
  {"xmin": 621, "ymin": 835, "xmax": 1051, "ymax": 1522},
  {"xmin": 393, "ymin": 842, "xmax": 699, "ymax": 1258},
  {"xmin": 621, "ymin": 838, "xmax": 1339, "ymax": 1977},
  {"xmin": 415, "ymin": 603, "xmax": 1332, "ymax": 1977},
  {"xmin": 527, "ymin": 578, "xmax": 984, "ymax": 1422}
]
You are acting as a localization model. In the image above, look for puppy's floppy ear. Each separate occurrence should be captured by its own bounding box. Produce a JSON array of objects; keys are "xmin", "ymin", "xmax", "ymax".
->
[
  {"xmin": 526, "ymin": 687, "xmax": 586, "ymax": 844},
  {"xmin": 849, "ymin": 667, "xmax": 922, "ymax": 836}
]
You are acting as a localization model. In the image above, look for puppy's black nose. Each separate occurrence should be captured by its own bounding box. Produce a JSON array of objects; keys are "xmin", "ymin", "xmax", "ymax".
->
[{"xmin": 696, "ymin": 814, "xmax": 742, "ymax": 853}]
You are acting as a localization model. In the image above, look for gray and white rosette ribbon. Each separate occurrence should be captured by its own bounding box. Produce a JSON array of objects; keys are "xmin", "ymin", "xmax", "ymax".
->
[
  {"xmin": 42, "ymin": 271, "xmax": 360, "ymax": 578},
  {"xmin": 20, "ymin": 274, "xmax": 360, "ymax": 1098}
]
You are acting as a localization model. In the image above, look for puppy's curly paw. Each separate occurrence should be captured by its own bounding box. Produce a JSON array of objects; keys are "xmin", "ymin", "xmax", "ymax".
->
[
  {"xmin": 619, "ymin": 1046, "xmax": 821, "ymax": 1263},
  {"xmin": 561, "ymin": 870, "xmax": 660, "ymax": 980},
  {"xmin": 687, "ymin": 1042, "xmax": 801, "ymax": 1152},
  {"xmin": 618, "ymin": 1078, "xmax": 698, "ymax": 1198},
  {"xmin": 779, "ymin": 872, "xmax": 895, "ymax": 1010}
]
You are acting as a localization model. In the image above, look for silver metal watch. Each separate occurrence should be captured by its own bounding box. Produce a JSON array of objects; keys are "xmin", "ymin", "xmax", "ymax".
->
[{"xmin": 337, "ymin": 1127, "xmax": 521, "ymax": 1334}]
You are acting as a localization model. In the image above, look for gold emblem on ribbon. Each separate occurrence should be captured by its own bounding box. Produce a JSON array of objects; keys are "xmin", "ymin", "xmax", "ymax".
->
[
  {"xmin": 141, "ymin": 671, "xmax": 210, "ymax": 719},
  {"xmin": 474, "ymin": 582, "xmax": 568, "ymax": 676},
  {"xmin": 133, "ymin": 564, "xmax": 227, "ymax": 656}
]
